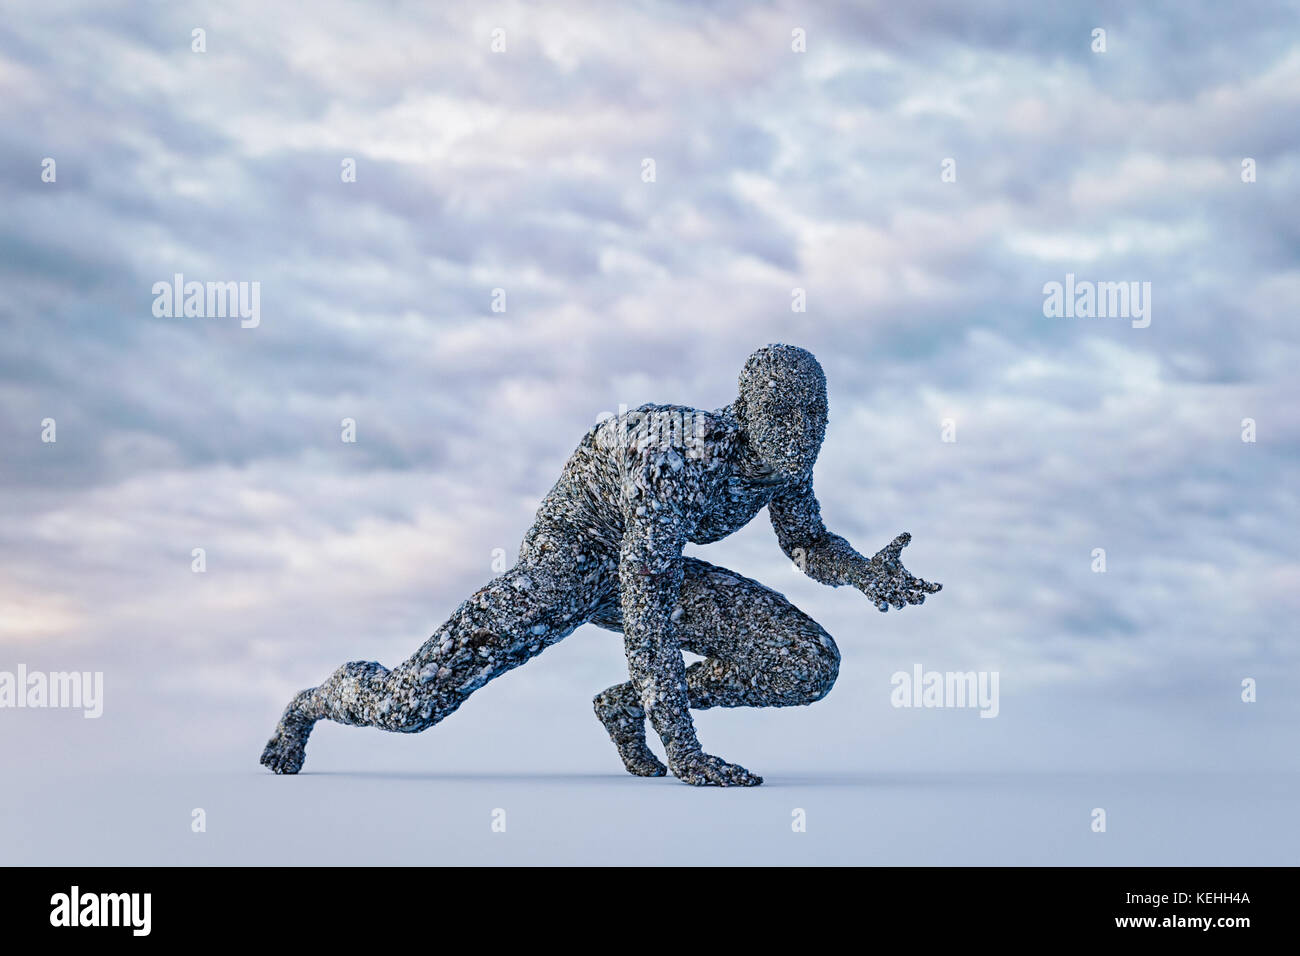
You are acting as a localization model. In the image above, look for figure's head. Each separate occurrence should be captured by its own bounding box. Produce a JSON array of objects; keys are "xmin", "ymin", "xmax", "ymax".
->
[{"xmin": 734, "ymin": 344, "xmax": 828, "ymax": 478}]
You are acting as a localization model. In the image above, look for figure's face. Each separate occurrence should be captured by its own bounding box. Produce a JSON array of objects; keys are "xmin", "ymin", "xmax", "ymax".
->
[{"xmin": 738, "ymin": 346, "xmax": 828, "ymax": 479}]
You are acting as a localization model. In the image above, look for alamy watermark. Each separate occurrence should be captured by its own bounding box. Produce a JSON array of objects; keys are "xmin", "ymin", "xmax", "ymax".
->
[
  {"xmin": 1042, "ymin": 273, "xmax": 1151, "ymax": 328},
  {"xmin": 152, "ymin": 273, "xmax": 260, "ymax": 328},
  {"xmin": 0, "ymin": 665, "xmax": 103, "ymax": 718},
  {"xmin": 50, "ymin": 886, "xmax": 150, "ymax": 936},
  {"xmin": 890, "ymin": 664, "xmax": 999, "ymax": 718}
]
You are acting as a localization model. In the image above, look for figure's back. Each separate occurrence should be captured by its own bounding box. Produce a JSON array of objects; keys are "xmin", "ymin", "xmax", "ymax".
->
[{"xmin": 528, "ymin": 403, "xmax": 743, "ymax": 553}]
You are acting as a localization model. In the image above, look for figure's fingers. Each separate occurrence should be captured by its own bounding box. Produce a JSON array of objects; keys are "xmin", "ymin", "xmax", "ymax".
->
[
  {"xmin": 905, "ymin": 591, "xmax": 927, "ymax": 606},
  {"xmin": 702, "ymin": 754, "xmax": 762, "ymax": 787},
  {"xmin": 889, "ymin": 532, "xmax": 911, "ymax": 554},
  {"xmin": 920, "ymin": 579, "xmax": 942, "ymax": 593},
  {"xmin": 674, "ymin": 752, "xmax": 763, "ymax": 787}
]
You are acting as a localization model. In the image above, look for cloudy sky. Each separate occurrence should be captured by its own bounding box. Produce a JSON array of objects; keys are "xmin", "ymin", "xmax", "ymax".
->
[{"xmin": 2, "ymin": 0, "xmax": 1298, "ymax": 812}]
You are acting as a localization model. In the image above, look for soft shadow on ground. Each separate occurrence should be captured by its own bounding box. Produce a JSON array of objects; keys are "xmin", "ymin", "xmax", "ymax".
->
[{"xmin": 294, "ymin": 770, "xmax": 639, "ymax": 785}]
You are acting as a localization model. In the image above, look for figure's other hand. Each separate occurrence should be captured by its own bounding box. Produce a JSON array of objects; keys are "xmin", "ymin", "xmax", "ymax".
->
[
  {"xmin": 857, "ymin": 532, "xmax": 942, "ymax": 612},
  {"xmin": 668, "ymin": 748, "xmax": 763, "ymax": 787}
]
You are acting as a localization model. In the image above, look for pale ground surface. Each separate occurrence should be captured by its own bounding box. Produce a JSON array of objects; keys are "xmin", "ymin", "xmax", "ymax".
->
[
  {"xmin": 3, "ymin": 627, "xmax": 1295, "ymax": 865},
  {"xmin": 5, "ymin": 764, "xmax": 1295, "ymax": 866}
]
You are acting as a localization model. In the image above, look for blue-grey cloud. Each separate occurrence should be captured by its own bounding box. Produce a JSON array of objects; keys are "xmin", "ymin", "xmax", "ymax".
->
[{"xmin": 0, "ymin": 0, "xmax": 1296, "ymax": 790}]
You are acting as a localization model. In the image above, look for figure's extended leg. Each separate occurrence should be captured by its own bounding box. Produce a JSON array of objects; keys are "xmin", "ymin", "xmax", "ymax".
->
[
  {"xmin": 262, "ymin": 537, "xmax": 610, "ymax": 774},
  {"xmin": 591, "ymin": 558, "xmax": 839, "ymax": 775}
]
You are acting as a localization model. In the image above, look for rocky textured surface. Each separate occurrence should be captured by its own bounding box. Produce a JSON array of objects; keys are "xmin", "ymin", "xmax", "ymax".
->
[{"xmin": 261, "ymin": 345, "xmax": 941, "ymax": 785}]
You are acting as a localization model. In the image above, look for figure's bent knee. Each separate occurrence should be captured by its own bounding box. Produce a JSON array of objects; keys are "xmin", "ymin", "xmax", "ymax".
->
[
  {"xmin": 803, "ymin": 631, "xmax": 840, "ymax": 703},
  {"xmin": 750, "ymin": 626, "xmax": 840, "ymax": 707}
]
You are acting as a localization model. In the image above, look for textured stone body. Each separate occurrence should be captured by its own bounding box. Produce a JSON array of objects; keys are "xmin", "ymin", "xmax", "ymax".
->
[{"xmin": 261, "ymin": 345, "xmax": 941, "ymax": 785}]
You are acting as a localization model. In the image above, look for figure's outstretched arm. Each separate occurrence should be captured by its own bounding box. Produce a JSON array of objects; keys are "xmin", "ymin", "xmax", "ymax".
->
[
  {"xmin": 768, "ymin": 474, "xmax": 941, "ymax": 612},
  {"xmin": 617, "ymin": 451, "xmax": 761, "ymax": 786}
]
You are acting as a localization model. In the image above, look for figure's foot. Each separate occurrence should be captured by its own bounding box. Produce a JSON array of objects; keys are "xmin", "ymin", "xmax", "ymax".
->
[
  {"xmin": 260, "ymin": 692, "xmax": 317, "ymax": 775},
  {"xmin": 668, "ymin": 750, "xmax": 763, "ymax": 787},
  {"xmin": 615, "ymin": 740, "xmax": 669, "ymax": 777},
  {"xmin": 594, "ymin": 693, "xmax": 667, "ymax": 777},
  {"xmin": 260, "ymin": 726, "xmax": 309, "ymax": 774}
]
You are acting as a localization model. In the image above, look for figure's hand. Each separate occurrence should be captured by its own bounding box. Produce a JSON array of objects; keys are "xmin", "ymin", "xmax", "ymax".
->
[
  {"xmin": 857, "ymin": 532, "xmax": 942, "ymax": 612},
  {"xmin": 668, "ymin": 748, "xmax": 763, "ymax": 787}
]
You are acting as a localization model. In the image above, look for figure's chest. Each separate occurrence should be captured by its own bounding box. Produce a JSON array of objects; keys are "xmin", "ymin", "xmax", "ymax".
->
[{"xmin": 689, "ymin": 475, "xmax": 778, "ymax": 544}]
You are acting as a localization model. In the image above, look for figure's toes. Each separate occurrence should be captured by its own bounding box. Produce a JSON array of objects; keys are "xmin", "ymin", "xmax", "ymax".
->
[
  {"xmin": 722, "ymin": 767, "xmax": 763, "ymax": 787},
  {"xmin": 273, "ymin": 754, "xmax": 304, "ymax": 774},
  {"xmin": 260, "ymin": 737, "xmax": 304, "ymax": 775}
]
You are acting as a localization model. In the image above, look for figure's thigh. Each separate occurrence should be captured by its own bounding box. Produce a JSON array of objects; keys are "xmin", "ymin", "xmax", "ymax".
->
[
  {"xmin": 680, "ymin": 558, "xmax": 840, "ymax": 707},
  {"xmin": 675, "ymin": 558, "xmax": 833, "ymax": 661},
  {"xmin": 593, "ymin": 557, "xmax": 840, "ymax": 707},
  {"xmin": 400, "ymin": 526, "xmax": 615, "ymax": 682}
]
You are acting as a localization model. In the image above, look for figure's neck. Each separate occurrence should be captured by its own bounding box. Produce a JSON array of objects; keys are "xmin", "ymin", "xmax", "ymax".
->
[{"xmin": 720, "ymin": 401, "xmax": 781, "ymax": 483}]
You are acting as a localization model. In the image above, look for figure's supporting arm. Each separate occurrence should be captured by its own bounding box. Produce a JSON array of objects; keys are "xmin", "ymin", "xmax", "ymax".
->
[
  {"xmin": 617, "ymin": 516, "xmax": 693, "ymax": 755},
  {"xmin": 769, "ymin": 474, "xmax": 941, "ymax": 611},
  {"xmin": 618, "ymin": 487, "xmax": 761, "ymax": 785}
]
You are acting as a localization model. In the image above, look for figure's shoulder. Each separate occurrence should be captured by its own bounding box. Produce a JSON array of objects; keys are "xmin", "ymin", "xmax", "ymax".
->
[
  {"xmin": 623, "ymin": 403, "xmax": 739, "ymax": 464},
  {"xmin": 690, "ymin": 406, "xmax": 743, "ymax": 465},
  {"xmin": 590, "ymin": 402, "xmax": 738, "ymax": 483}
]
